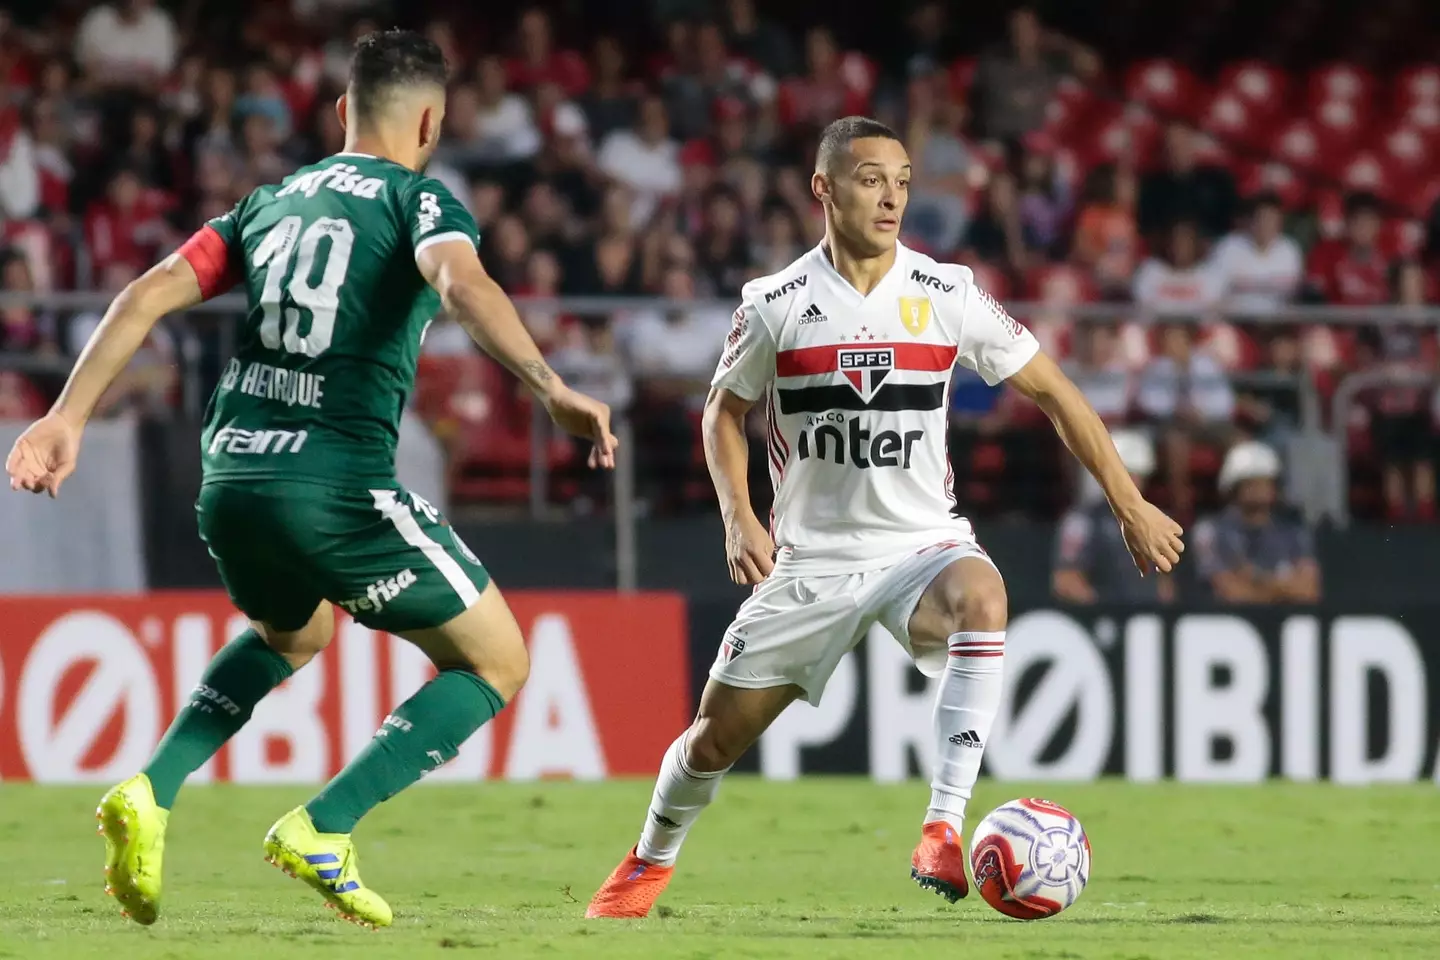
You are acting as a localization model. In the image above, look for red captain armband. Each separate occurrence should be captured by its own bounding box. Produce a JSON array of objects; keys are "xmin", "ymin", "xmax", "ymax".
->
[{"xmin": 177, "ymin": 225, "xmax": 241, "ymax": 300}]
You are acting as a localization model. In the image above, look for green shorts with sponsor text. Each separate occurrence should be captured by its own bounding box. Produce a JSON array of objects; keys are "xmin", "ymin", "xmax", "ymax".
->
[{"xmin": 195, "ymin": 479, "xmax": 490, "ymax": 633}]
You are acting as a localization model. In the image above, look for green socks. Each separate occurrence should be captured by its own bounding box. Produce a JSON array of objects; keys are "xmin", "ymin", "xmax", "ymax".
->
[
  {"xmin": 143, "ymin": 628, "xmax": 295, "ymax": 808},
  {"xmin": 306, "ymin": 670, "xmax": 506, "ymax": 834}
]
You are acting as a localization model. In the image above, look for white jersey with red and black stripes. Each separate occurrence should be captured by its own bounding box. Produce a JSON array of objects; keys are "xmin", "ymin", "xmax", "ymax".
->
[{"xmin": 712, "ymin": 242, "xmax": 1039, "ymax": 577}]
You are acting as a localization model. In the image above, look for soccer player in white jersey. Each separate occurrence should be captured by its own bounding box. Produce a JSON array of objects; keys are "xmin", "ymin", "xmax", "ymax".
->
[{"xmin": 586, "ymin": 117, "xmax": 1184, "ymax": 918}]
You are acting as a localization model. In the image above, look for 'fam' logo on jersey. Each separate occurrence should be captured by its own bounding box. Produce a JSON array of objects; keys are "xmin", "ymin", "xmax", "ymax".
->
[{"xmin": 838, "ymin": 347, "xmax": 894, "ymax": 403}]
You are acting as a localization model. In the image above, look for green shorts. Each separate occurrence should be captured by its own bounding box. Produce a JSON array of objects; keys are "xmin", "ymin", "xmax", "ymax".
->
[{"xmin": 196, "ymin": 480, "xmax": 491, "ymax": 633}]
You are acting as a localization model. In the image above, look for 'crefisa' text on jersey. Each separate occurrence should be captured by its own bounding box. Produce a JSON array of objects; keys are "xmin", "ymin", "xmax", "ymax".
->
[{"xmin": 711, "ymin": 243, "xmax": 1040, "ymax": 576}]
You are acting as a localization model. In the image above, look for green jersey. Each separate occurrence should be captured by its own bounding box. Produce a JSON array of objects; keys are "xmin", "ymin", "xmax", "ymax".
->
[{"xmin": 196, "ymin": 152, "xmax": 478, "ymax": 485}]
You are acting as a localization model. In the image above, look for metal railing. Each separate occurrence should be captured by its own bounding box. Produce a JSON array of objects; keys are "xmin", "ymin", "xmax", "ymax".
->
[{"xmin": 3, "ymin": 295, "xmax": 1439, "ymax": 585}]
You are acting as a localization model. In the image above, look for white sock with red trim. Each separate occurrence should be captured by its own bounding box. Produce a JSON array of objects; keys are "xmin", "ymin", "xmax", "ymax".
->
[
  {"xmin": 635, "ymin": 730, "xmax": 728, "ymax": 867},
  {"xmin": 926, "ymin": 631, "xmax": 1006, "ymax": 833}
]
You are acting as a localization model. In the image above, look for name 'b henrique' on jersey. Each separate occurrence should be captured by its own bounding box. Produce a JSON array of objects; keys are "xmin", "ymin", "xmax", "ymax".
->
[
  {"xmin": 181, "ymin": 152, "xmax": 481, "ymax": 485},
  {"xmin": 711, "ymin": 243, "xmax": 1040, "ymax": 576}
]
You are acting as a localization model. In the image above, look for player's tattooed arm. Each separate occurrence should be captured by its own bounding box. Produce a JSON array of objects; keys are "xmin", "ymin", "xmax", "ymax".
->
[{"xmin": 417, "ymin": 239, "xmax": 618, "ymax": 467}]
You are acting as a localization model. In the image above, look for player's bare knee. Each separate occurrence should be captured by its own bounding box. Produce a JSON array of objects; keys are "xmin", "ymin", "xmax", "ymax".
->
[
  {"xmin": 258, "ymin": 604, "xmax": 334, "ymax": 669},
  {"xmin": 684, "ymin": 718, "xmax": 745, "ymax": 773},
  {"xmin": 474, "ymin": 644, "xmax": 529, "ymax": 702},
  {"xmin": 960, "ymin": 579, "xmax": 1008, "ymax": 633}
]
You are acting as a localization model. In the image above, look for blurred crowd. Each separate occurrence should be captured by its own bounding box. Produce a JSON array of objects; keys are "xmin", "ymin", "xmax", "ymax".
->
[{"xmin": 1, "ymin": 0, "xmax": 1439, "ymax": 523}]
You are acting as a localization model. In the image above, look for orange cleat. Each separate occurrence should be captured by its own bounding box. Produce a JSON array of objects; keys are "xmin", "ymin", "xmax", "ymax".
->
[
  {"xmin": 911, "ymin": 820, "xmax": 969, "ymax": 903},
  {"xmin": 585, "ymin": 847, "xmax": 674, "ymax": 918}
]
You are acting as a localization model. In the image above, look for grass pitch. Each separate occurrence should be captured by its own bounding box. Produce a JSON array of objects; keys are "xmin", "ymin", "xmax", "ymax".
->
[{"xmin": 0, "ymin": 778, "xmax": 1435, "ymax": 959}]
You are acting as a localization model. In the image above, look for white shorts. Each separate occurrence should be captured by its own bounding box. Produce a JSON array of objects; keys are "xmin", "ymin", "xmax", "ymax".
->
[{"xmin": 709, "ymin": 539, "xmax": 996, "ymax": 705}]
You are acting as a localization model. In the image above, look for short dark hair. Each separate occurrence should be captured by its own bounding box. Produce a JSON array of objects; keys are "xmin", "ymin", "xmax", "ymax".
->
[
  {"xmin": 348, "ymin": 29, "xmax": 448, "ymax": 121},
  {"xmin": 815, "ymin": 116, "xmax": 901, "ymax": 173},
  {"xmin": 1344, "ymin": 190, "xmax": 1382, "ymax": 218}
]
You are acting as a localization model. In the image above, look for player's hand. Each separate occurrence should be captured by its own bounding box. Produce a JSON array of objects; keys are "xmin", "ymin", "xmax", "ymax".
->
[
  {"xmin": 725, "ymin": 512, "xmax": 775, "ymax": 585},
  {"xmin": 6, "ymin": 412, "xmax": 81, "ymax": 498},
  {"xmin": 1116, "ymin": 499, "xmax": 1184, "ymax": 576},
  {"xmin": 540, "ymin": 385, "xmax": 618, "ymax": 469}
]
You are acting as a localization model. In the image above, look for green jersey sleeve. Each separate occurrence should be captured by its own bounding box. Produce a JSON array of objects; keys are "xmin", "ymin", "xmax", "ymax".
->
[
  {"xmin": 403, "ymin": 178, "xmax": 480, "ymax": 261},
  {"xmin": 206, "ymin": 203, "xmax": 242, "ymax": 247}
]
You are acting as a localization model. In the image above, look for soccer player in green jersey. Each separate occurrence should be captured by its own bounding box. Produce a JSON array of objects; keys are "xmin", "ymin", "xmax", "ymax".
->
[{"xmin": 5, "ymin": 30, "xmax": 616, "ymax": 930}]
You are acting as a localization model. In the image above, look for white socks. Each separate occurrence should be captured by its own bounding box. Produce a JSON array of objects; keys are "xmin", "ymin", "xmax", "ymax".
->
[
  {"xmin": 926, "ymin": 631, "xmax": 1006, "ymax": 832},
  {"xmin": 635, "ymin": 731, "xmax": 728, "ymax": 867}
]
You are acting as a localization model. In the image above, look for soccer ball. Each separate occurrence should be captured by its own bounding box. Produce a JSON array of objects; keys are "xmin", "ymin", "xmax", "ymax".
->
[{"xmin": 970, "ymin": 798, "xmax": 1090, "ymax": 919}]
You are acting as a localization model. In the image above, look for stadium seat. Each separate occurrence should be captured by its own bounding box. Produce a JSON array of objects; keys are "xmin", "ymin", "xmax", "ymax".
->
[
  {"xmin": 1124, "ymin": 59, "xmax": 1202, "ymax": 120},
  {"xmin": 1218, "ymin": 60, "xmax": 1291, "ymax": 118}
]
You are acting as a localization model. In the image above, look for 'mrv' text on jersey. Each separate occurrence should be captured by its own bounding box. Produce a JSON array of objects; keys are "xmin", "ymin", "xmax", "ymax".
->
[{"xmin": 910, "ymin": 269, "xmax": 956, "ymax": 293}]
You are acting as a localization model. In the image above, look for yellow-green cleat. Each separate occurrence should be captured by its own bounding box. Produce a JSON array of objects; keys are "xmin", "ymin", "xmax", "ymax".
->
[
  {"xmin": 96, "ymin": 773, "xmax": 168, "ymax": 925},
  {"xmin": 262, "ymin": 806, "xmax": 393, "ymax": 929}
]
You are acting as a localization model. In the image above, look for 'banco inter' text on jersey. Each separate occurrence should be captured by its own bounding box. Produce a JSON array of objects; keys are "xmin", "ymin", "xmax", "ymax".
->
[
  {"xmin": 711, "ymin": 243, "xmax": 1040, "ymax": 577},
  {"xmin": 182, "ymin": 152, "xmax": 479, "ymax": 485}
]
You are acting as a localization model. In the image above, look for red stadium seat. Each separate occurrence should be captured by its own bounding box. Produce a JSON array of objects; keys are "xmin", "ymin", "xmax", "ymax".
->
[
  {"xmin": 1237, "ymin": 160, "xmax": 1309, "ymax": 209},
  {"xmin": 1199, "ymin": 90, "xmax": 1264, "ymax": 150},
  {"xmin": 1218, "ymin": 61, "xmax": 1291, "ymax": 118},
  {"xmin": 1311, "ymin": 99, "xmax": 1368, "ymax": 163},
  {"xmin": 948, "ymin": 57, "xmax": 977, "ymax": 99},
  {"xmin": 1306, "ymin": 63, "xmax": 1376, "ymax": 111},
  {"xmin": 1124, "ymin": 59, "xmax": 1202, "ymax": 120},
  {"xmin": 1269, "ymin": 117, "xmax": 1323, "ymax": 171},
  {"xmin": 1394, "ymin": 65, "xmax": 1440, "ymax": 112}
]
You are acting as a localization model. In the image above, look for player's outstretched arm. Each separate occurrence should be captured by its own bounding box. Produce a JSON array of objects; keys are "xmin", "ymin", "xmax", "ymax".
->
[
  {"xmin": 1007, "ymin": 351, "xmax": 1184, "ymax": 576},
  {"xmin": 6, "ymin": 253, "xmax": 204, "ymax": 497},
  {"xmin": 417, "ymin": 240, "xmax": 617, "ymax": 468},
  {"xmin": 703, "ymin": 386, "xmax": 774, "ymax": 585}
]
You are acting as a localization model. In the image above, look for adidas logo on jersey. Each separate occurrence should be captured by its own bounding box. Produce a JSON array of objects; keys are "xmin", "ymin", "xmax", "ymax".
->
[
  {"xmin": 948, "ymin": 729, "xmax": 983, "ymax": 748},
  {"xmin": 798, "ymin": 303, "xmax": 828, "ymax": 325}
]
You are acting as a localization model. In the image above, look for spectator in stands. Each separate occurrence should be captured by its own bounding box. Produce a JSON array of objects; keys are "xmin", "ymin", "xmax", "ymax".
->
[
  {"xmin": 751, "ymin": 202, "xmax": 806, "ymax": 276},
  {"xmin": 623, "ymin": 266, "xmax": 728, "ymax": 512},
  {"xmin": 1053, "ymin": 429, "xmax": 1174, "ymax": 603},
  {"xmin": 960, "ymin": 171, "xmax": 1022, "ymax": 269},
  {"xmin": 1235, "ymin": 326, "xmax": 1305, "ymax": 456},
  {"xmin": 1194, "ymin": 441, "xmax": 1321, "ymax": 603},
  {"xmin": 74, "ymin": 0, "xmax": 177, "ymax": 89},
  {"xmin": 1306, "ymin": 191, "xmax": 1390, "ymax": 306},
  {"xmin": 1358, "ymin": 260, "xmax": 1437, "ymax": 522},
  {"xmin": 1138, "ymin": 122, "xmax": 1236, "ymax": 244},
  {"xmin": 663, "ymin": 20, "xmax": 750, "ymax": 142},
  {"xmin": 0, "ymin": 248, "xmax": 56, "ymax": 355},
  {"xmin": 0, "ymin": 369, "xmax": 46, "ymax": 419},
  {"xmin": 1015, "ymin": 142, "xmax": 1070, "ymax": 259},
  {"xmin": 721, "ymin": 0, "xmax": 796, "ymax": 79},
  {"xmin": 476, "ymin": 55, "xmax": 544, "ymax": 163},
  {"xmin": 902, "ymin": 71, "xmax": 972, "ymax": 256},
  {"xmin": 548, "ymin": 317, "xmax": 634, "ymax": 510},
  {"xmin": 578, "ymin": 37, "xmax": 640, "ymax": 146},
  {"xmin": 507, "ymin": 7, "xmax": 589, "ymax": 97},
  {"xmin": 1132, "ymin": 219, "xmax": 1221, "ymax": 317},
  {"xmin": 1138, "ymin": 322, "xmax": 1238, "ymax": 521},
  {"xmin": 1064, "ymin": 320, "xmax": 1133, "ymax": 426},
  {"xmin": 1073, "ymin": 162, "xmax": 1139, "ymax": 299},
  {"xmin": 695, "ymin": 184, "xmax": 749, "ymax": 298},
  {"xmin": 968, "ymin": 7, "xmax": 1094, "ymax": 145},
  {"xmin": 597, "ymin": 94, "xmax": 682, "ymax": 228},
  {"xmin": 0, "ymin": 97, "xmax": 39, "ymax": 222},
  {"xmin": 1210, "ymin": 191, "xmax": 1303, "ymax": 317},
  {"xmin": 778, "ymin": 26, "xmax": 868, "ymax": 135}
]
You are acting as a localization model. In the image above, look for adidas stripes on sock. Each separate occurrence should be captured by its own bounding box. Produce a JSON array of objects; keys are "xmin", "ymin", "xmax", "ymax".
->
[
  {"xmin": 927, "ymin": 631, "xmax": 1006, "ymax": 832},
  {"xmin": 635, "ymin": 731, "xmax": 728, "ymax": 867}
]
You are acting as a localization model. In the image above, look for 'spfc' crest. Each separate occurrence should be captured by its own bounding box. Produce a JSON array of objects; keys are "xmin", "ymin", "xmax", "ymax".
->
[
  {"xmin": 899, "ymin": 297, "xmax": 931, "ymax": 337},
  {"xmin": 837, "ymin": 347, "xmax": 894, "ymax": 402}
]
